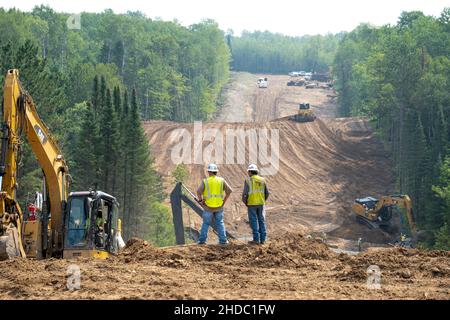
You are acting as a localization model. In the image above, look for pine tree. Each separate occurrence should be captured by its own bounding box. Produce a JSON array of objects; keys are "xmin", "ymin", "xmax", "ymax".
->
[
  {"xmin": 119, "ymin": 90, "xmax": 131, "ymax": 234},
  {"xmin": 122, "ymin": 89, "xmax": 163, "ymax": 238},
  {"xmin": 112, "ymin": 40, "xmax": 125, "ymax": 75},
  {"xmin": 111, "ymin": 86, "xmax": 122, "ymax": 195},
  {"xmin": 91, "ymin": 75, "xmax": 99, "ymax": 118},
  {"xmin": 73, "ymin": 102, "xmax": 100, "ymax": 190},
  {"xmin": 99, "ymin": 88, "xmax": 120, "ymax": 193}
]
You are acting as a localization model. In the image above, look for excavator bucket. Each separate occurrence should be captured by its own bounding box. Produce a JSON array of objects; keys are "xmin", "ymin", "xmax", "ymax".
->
[{"xmin": 0, "ymin": 226, "xmax": 22, "ymax": 260}]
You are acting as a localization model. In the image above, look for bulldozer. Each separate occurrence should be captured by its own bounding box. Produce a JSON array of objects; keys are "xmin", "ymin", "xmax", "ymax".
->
[
  {"xmin": 0, "ymin": 69, "xmax": 124, "ymax": 260},
  {"xmin": 352, "ymin": 194, "xmax": 418, "ymax": 246},
  {"xmin": 289, "ymin": 103, "xmax": 316, "ymax": 122}
]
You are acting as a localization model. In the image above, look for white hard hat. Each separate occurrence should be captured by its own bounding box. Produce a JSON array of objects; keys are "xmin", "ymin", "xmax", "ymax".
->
[
  {"xmin": 207, "ymin": 163, "xmax": 219, "ymax": 172},
  {"xmin": 247, "ymin": 164, "xmax": 259, "ymax": 172}
]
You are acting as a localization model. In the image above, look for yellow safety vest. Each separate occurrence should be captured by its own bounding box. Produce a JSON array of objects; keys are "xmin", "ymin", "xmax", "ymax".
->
[
  {"xmin": 246, "ymin": 175, "xmax": 266, "ymax": 206},
  {"xmin": 203, "ymin": 176, "xmax": 225, "ymax": 208}
]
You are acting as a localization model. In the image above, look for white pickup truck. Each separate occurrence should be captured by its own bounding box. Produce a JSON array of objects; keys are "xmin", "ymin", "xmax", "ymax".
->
[{"xmin": 257, "ymin": 77, "xmax": 268, "ymax": 88}]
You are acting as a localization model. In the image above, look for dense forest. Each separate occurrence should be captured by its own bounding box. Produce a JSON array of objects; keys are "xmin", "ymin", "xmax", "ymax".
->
[
  {"xmin": 333, "ymin": 9, "xmax": 450, "ymax": 248},
  {"xmin": 0, "ymin": 6, "xmax": 231, "ymax": 244},
  {"xmin": 229, "ymin": 31, "xmax": 341, "ymax": 73},
  {"xmin": 0, "ymin": 7, "xmax": 230, "ymax": 122},
  {"xmin": 0, "ymin": 5, "xmax": 448, "ymax": 249}
]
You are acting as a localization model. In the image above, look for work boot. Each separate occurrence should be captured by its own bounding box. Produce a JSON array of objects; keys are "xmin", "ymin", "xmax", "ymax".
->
[
  {"xmin": 248, "ymin": 240, "xmax": 259, "ymax": 245},
  {"xmin": 219, "ymin": 240, "xmax": 229, "ymax": 245}
]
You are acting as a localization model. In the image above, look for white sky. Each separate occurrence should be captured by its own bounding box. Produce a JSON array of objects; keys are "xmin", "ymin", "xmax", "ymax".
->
[{"xmin": 0, "ymin": 0, "xmax": 448, "ymax": 36}]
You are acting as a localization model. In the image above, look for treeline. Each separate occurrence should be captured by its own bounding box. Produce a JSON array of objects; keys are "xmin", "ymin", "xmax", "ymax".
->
[
  {"xmin": 0, "ymin": 5, "xmax": 231, "ymax": 245},
  {"xmin": 0, "ymin": 40, "xmax": 174, "ymax": 245},
  {"xmin": 0, "ymin": 6, "xmax": 230, "ymax": 121},
  {"xmin": 333, "ymin": 10, "xmax": 450, "ymax": 248},
  {"xmin": 229, "ymin": 30, "xmax": 341, "ymax": 73},
  {"xmin": 72, "ymin": 76, "xmax": 174, "ymax": 243}
]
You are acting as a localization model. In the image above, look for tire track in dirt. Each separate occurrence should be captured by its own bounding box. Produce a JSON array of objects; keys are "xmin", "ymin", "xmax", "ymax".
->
[
  {"xmin": 1, "ymin": 74, "xmax": 448, "ymax": 301},
  {"xmin": 144, "ymin": 116, "xmax": 393, "ymax": 243},
  {"xmin": 143, "ymin": 72, "xmax": 396, "ymax": 244}
]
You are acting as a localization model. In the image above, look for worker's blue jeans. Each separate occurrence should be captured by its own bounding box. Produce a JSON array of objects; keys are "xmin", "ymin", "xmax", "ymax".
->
[
  {"xmin": 198, "ymin": 209, "xmax": 228, "ymax": 244},
  {"xmin": 248, "ymin": 206, "xmax": 266, "ymax": 243}
]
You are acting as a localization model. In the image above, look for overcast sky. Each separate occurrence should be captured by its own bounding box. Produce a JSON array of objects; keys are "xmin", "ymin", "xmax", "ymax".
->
[{"xmin": 0, "ymin": 0, "xmax": 448, "ymax": 36}]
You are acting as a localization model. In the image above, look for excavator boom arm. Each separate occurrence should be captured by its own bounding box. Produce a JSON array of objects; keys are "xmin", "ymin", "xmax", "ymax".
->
[
  {"xmin": 377, "ymin": 195, "xmax": 418, "ymax": 237},
  {"xmin": 1, "ymin": 69, "xmax": 68, "ymax": 256}
]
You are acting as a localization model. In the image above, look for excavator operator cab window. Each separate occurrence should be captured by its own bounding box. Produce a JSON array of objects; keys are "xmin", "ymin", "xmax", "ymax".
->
[
  {"xmin": 65, "ymin": 196, "xmax": 89, "ymax": 247},
  {"xmin": 93, "ymin": 200, "xmax": 107, "ymax": 249},
  {"xmin": 65, "ymin": 192, "xmax": 119, "ymax": 253},
  {"xmin": 92, "ymin": 197, "xmax": 117, "ymax": 252}
]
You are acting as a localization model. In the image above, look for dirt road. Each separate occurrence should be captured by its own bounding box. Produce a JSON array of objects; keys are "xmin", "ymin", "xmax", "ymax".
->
[
  {"xmin": 1, "ymin": 72, "xmax": 448, "ymax": 300},
  {"xmin": 216, "ymin": 72, "xmax": 336, "ymax": 122},
  {"xmin": 144, "ymin": 72, "xmax": 393, "ymax": 245}
]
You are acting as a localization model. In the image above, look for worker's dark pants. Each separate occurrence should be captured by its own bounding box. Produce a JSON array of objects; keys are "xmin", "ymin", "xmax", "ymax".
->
[{"xmin": 248, "ymin": 206, "xmax": 266, "ymax": 243}]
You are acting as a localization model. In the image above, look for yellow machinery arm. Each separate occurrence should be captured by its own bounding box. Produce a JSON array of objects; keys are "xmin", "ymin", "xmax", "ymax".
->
[
  {"xmin": 0, "ymin": 69, "xmax": 68, "ymax": 258},
  {"xmin": 376, "ymin": 195, "xmax": 418, "ymax": 237}
]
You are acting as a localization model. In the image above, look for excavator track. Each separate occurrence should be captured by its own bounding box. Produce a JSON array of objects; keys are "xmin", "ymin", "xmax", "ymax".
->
[{"xmin": 355, "ymin": 215, "xmax": 379, "ymax": 230}]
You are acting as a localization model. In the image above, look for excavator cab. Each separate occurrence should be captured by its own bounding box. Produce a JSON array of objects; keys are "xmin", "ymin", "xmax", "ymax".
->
[{"xmin": 63, "ymin": 191, "xmax": 120, "ymax": 259}]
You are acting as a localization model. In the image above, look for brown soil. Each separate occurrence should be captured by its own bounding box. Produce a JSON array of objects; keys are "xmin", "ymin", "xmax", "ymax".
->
[
  {"xmin": 1, "ymin": 72, "xmax": 448, "ymax": 300},
  {"xmin": 144, "ymin": 73, "xmax": 394, "ymax": 245},
  {"xmin": 1, "ymin": 234, "xmax": 448, "ymax": 299}
]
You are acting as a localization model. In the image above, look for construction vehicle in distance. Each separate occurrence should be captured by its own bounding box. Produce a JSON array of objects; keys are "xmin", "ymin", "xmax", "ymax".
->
[
  {"xmin": 257, "ymin": 77, "xmax": 268, "ymax": 88},
  {"xmin": 352, "ymin": 194, "xmax": 418, "ymax": 243},
  {"xmin": 289, "ymin": 103, "xmax": 316, "ymax": 122},
  {"xmin": 0, "ymin": 69, "xmax": 123, "ymax": 261},
  {"xmin": 305, "ymin": 82, "xmax": 318, "ymax": 89},
  {"xmin": 287, "ymin": 78, "xmax": 305, "ymax": 86}
]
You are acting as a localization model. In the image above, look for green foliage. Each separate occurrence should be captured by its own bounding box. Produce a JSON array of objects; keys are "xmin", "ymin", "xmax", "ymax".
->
[
  {"xmin": 70, "ymin": 77, "xmax": 168, "ymax": 241},
  {"xmin": 432, "ymin": 156, "xmax": 450, "ymax": 249},
  {"xmin": 0, "ymin": 6, "xmax": 234, "ymax": 245},
  {"xmin": 0, "ymin": 41, "xmax": 68, "ymax": 204},
  {"xmin": 142, "ymin": 202, "xmax": 176, "ymax": 247},
  {"xmin": 333, "ymin": 9, "xmax": 450, "ymax": 248},
  {"xmin": 172, "ymin": 164, "xmax": 189, "ymax": 184},
  {"xmin": 230, "ymin": 31, "xmax": 341, "ymax": 74},
  {"xmin": 0, "ymin": 7, "xmax": 230, "ymax": 122},
  {"xmin": 434, "ymin": 224, "xmax": 450, "ymax": 250}
]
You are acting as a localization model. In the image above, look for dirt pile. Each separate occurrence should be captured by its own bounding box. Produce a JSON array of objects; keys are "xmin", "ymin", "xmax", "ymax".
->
[
  {"xmin": 1, "ymin": 234, "xmax": 448, "ymax": 299},
  {"xmin": 143, "ymin": 72, "xmax": 396, "ymax": 246},
  {"xmin": 1, "ymin": 72, "xmax": 447, "ymax": 301},
  {"xmin": 120, "ymin": 237, "xmax": 161, "ymax": 262},
  {"xmin": 117, "ymin": 233, "xmax": 332, "ymax": 269},
  {"xmin": 144, "ymin": 117, "xmax": 394, "ymax": 244}
]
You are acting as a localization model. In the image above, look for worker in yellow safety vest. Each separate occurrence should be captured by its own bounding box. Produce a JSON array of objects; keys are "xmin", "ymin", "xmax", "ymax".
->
[
  {"xmin": 196, "ymin": 163, "xmax": 233, "ymax": 244},
  {"xmin": 242, "ymin": 164, "xmax": 270, "ymax": 244}
]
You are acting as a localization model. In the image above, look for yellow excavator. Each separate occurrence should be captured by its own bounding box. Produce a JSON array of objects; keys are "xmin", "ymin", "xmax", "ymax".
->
[
  {"xmin": 352, "ymin": 194, "xmax": 418, "ymax": 241},
  {"xmin": 289, "ymin": 103, "xmax": 316, "ymax": 122},
  {"xmin": 0, "ymin": 69, "xmax": 124, "ymax": 260}
]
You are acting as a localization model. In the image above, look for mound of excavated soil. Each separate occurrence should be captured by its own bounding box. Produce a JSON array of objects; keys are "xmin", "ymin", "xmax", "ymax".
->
[
  {"xmin": 1, "ymin": 234, "xmax": 448, "ymax": 300},
  {"xmin": 144, "ymin": 117, "xmax": 394, "ymax": 244},
  {"xmin": 116, "ymin": 233, "xmax": 450, "ymax": 282},
  {"xmin": 1, "ymin": 73, "xmax": 447, "ymax": 301},
  {"xmin": 143, "ymin": 73, "xmax": 396, "ymax": 246}
]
